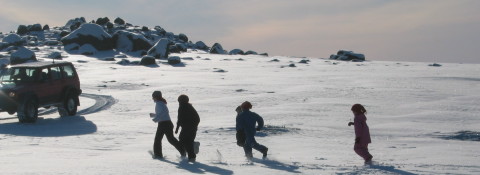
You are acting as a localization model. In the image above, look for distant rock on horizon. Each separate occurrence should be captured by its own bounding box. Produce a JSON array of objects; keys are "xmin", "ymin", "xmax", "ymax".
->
[{"xmin": 329, "ymin": 50, "xmax": 365, "ymax": 61}]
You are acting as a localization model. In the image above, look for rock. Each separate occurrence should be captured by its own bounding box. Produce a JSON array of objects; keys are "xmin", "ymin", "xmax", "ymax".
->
[
  {"xmin": 169, "ymin": 43, "xmax": 187, "ymax": 53},
  {"xmin": 61, "ymin": 23, "xmax": 114, "ymax": 51},
  {"xmin": 64, "ymin": 43, "xmax": 80, "ymax": 51},
  {"xmin": 47, "ymin": 52, "xmax": 62, "ymax": 59},
  {"xmin": 330, "ymin": 50, "xmax": 365, "ymax": 61},
  {"xmin": 96, "ymin": 17, "xmax": 110, "ymax": 26},
  {"xmin": 3, "ymin": 34, "xmax": 25, "ymax": 46},
  {"xmin": 168, "ymin": 56, "xmax": 182, "ymax": 65},
  {"xmin": 245, "ymin": 50, "xmax": 258, "ymax": 55},
  {"xmin": 114, "ymin": 17, "xmax": 125, "ymax": 25},
  {"xmin": 112, "ymin": 30, "xmax": 152, "ymax": 53},
  {"xmin": 140, "ymin": 55, "xmax": 156, "ymax": 65},
  {"xmin": 229, "ymin": 49, "xmax": 244, "ymax": 55},
  {"xmin": 429, "ymin": 63, "xmax": 442, "ymax": 67},
  {"xmin": 0, "ymin": 42, "xmax": 9, "ymax": 50},
  {"xmin": 17, "ymin": 25, "xmax": 28, "ymax": 35},
  {"xmin": 78, "ymin": 44, "xmax": 97, "ymax": 55},
  {"xmin": 117, "ymin": 59, "xmax": 131, "ymax": 65},
  {"xmin": 43, "ymin": 24, "xmax": 50, "ymax": 31},
  {"xmin": 299, "ymin": 59, "xmax": 310, "ymax": 64},
  {"xmin": 194, "ymin": 41, "xmax": 208, "ymax": 50},
  {"xmin": 147, "ymin": 39, "xmax": 169, "ymax": 59},
  {"xmin": 28, "ymin": 24, "xmax": 42, "ymax": 32},
  {"xmin": 44, "ymin": 40, "xmax": 60, "ymax": 46},
  {"xmin": 154, "ymin": 26, "xmax": 166, "ymax": 35},
  {"xmin": 178, "ymin": 33, "xmax": 188, "ymax": 42},
  {"xmin": 10, "ymin": 47, "xmax": 37, "ymax": 64},
  {"xmin": 65, "ymin": 17, "xmax": 86, "ymax": 31},
  {"xmin": 209, "ymin": 43, "xmax": 226, "ymax": 54}
]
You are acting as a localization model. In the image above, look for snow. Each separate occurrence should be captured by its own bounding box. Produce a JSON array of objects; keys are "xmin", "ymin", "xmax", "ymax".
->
[
  {"xmin": 62, "ymin": 23, "xmax": 112, "ymax": 40},
  {"xmin": 0, "ymin": 49, "xmax": 479, "ymax": 174}
]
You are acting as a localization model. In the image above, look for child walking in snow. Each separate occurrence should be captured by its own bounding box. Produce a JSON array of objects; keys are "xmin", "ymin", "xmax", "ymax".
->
[
  {"xmin": 236, "ymin": 101, "xmax": 268, "ymax": 159},
  {"xmin": 348, "ymin": 104, "xmax": 373, "ymax": 163},
  {"xmin": 150, "ymin": 91, "xmax": 185, "ymax": 158},
  {"xmin": 175, "ymin": 94, "xmax": 200, "ymax": 162}
]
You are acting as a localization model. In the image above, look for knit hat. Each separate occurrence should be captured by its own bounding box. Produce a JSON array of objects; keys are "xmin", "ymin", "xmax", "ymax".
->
[
  {"xmin": 152, "ymin": 91, "xmax": 162, "ymax": 98},
  {"xmin": 241, "ymin": 101, "xmax": 252, "ymax": 110},
  {"xmin": 178, "ymin": 94, "xmax": 189, "ymax": 104}
]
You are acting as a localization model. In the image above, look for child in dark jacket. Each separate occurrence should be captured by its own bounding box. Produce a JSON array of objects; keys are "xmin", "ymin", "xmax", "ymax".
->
[
  {"xmin": 236, "ymin": 101, "xmax": 268, "ymax": 159},
  {"xmin": 175, "ymin": 94, "xmax": 200, "ymax": 162},
  {"xmin": 348, "ymin": 104, "xmax": 373, "ymax": 163}
]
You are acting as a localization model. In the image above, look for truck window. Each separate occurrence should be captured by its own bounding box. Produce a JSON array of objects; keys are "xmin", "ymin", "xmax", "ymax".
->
[{"xmin": 62, "ymin": 65, "xmax": 75, "ymax": 78}]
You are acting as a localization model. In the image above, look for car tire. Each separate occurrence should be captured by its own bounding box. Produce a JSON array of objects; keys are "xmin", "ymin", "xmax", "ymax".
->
[
  {"xmin": 58, "ymin": 93, "xmax": 78, "ymax": 117},
  {"xmin": 17, "ymin": 97, "xmax": 39, "ymax": 123}
]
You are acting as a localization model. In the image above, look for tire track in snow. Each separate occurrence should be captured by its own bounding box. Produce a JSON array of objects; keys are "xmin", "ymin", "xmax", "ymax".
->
[
  {"xmin": 1, "ymin": 93, "xmax": 117, "ymax": 120},
  {"xmin": 77, "ymin": 93, "xmax": 117, "ymax": 115}
]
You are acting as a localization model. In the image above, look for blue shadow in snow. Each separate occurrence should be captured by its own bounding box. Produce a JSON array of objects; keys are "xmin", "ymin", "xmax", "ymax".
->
[
  {"xmin": 158, "ymin": 159, "xmax": 233, "ymax": 175},
  {"xmin": 251, "ymin": 157, "xmax": 302, "ymax": 173},
  {"xmin": 368, "ymin": 164, "xmax": 417, "ymax": 175},
  {"xmin": 0, "ymin": 116, "xmax": 97, "ymax": 137}
]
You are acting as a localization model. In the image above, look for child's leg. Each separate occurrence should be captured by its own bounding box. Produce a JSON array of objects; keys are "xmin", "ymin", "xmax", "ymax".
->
[{"xmin": 354, "ymin": 143, "xmax": 372, "ymax": 161}]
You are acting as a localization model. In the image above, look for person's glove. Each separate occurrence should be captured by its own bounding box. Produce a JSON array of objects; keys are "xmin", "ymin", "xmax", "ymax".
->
[
  {"xmin": 355, "ymin": 137, "xmax": 360, "ymax": 144},
  {"xmin": 348, "ymin": 122, "xmax": 354, "ymax": 126}
]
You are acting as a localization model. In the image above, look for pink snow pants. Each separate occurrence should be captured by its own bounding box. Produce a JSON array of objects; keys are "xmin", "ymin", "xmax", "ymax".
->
[{"xmin": 354, "ymin": 143, "xmax": 372, "ymax": 161}]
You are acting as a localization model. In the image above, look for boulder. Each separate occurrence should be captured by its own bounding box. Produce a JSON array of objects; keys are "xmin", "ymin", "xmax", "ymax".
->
[
  {"xmin": 178, "ymin": 33, "xmax": 188, "ymax": 43},
  {"xmin": 43, "ymin": 24, "xmax": 50, "ymax": 31},
  {"xmin": 330, "ymin": 50, "xmax": 365, "ymax": 61},
  {"xmin": 168, "ymin": 56, "xmax": 181, "ymax": 65},
  {"xmin": 169, "ymin": 43, "xmax": 187, "ymax": 53},
  {"xmin": 96, "ymin": 17, "xmax": 110, "ymax": 26},
  {"xmin": 114, "ymin": 17, "xmax": 125, "ymax": 25},
  {"xmin": 10, "ymin": 47, "xmax": 37, "ymax": 64},
  {"xmin": 17, "ymin": 25, "xmax": 28, "ymax": 35},
  {"xmin": 245, "ymin": 50, "xmax": 258, "ymax": 55},
  {"xmin": 112, "ymin": 30, "xmax": 152, "ymax": 53},
  {"xmin": 209, "ymin": 43, "xmax": 226, "ymax": 54},
  {"xmin": 229, "ymin": 49, "xmax": 244, "ymax": 55},
  {"xmin": 3, "ymin": 34, "xmax": 25, "ymax": 46},
  {"xmin": 78, "ymin": 44, "xmax": 97, "ymax": 55},
  {"xmin": 147, "ymin": 39, "xmax": 169, "ymax": 59},
  {"xmin": 47, "ymin": 52, "xmax": 62, "ymax": 59},
  {"xmin": 65, "ymin": 17, "xmax": 86, "ymax": 31},
  {"xmin": 61, "ymin": 23, "xmax": 114, "ymax": 51},
  {"xmin": 28, "ymin": 24, "xmax": 42, "ymax": 32},
  {"xmin": 194, "ymin": 41, "xmax": 208, "ymax": 50},
  {"xmin": 140, "ymin": 55, "xmax": 156, "ymax": 65}
]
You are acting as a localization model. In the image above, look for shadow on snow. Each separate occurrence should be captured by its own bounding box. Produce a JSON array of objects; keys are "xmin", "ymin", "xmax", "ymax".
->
[
  {"xmin": 0, "ymin": 115, "xmax": 97, "ymax": 137},
  {"xmin": 159, "ymin": 159, "xmax": 234, "ymax": 175},
  {"xmin": 251, "ymin": 157, "xmax": 302, "ymax": 173}
]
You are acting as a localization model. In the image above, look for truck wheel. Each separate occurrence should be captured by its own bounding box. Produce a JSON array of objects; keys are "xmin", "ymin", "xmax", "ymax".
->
[
  {"xmin": 18, "ymin": 98, "xmax": 39, "ymax": 123},
  {"xmin": 58, "ymin": 93, "xmax": 78, "ymax": 117}
]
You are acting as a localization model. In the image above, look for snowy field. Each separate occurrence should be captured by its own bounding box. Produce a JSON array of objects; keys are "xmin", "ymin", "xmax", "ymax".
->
[{"xmin": 0, "ymin": 49, "xmax": 479, "ymax": 174}]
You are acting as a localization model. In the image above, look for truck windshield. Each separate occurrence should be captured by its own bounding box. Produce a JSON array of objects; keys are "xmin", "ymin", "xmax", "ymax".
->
[{"xmin": 0, "ymin": 68, "xmax": 38, "ymax": 84}]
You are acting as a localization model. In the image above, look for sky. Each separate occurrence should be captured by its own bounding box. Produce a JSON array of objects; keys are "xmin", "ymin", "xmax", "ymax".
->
[{"xmin": 0, "ymin": 0, "xmax": 479, "ymax": 64}]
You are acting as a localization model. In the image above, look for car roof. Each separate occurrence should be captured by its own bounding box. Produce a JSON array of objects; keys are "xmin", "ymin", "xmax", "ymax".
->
[{"xmin": 9, "ymin": 61, "xmax": 73, "ymax": 68}]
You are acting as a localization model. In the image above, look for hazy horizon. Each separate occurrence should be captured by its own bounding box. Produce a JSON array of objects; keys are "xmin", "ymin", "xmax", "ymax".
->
[{"xmin": 0, "ymin": 0, "xmax": 479, "ymax": 64}]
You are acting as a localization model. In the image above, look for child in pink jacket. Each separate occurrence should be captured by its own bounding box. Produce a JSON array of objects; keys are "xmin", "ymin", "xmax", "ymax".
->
[{"xmin": 348, "ymin": 104, "xmax": 373, "ymax": 163}]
